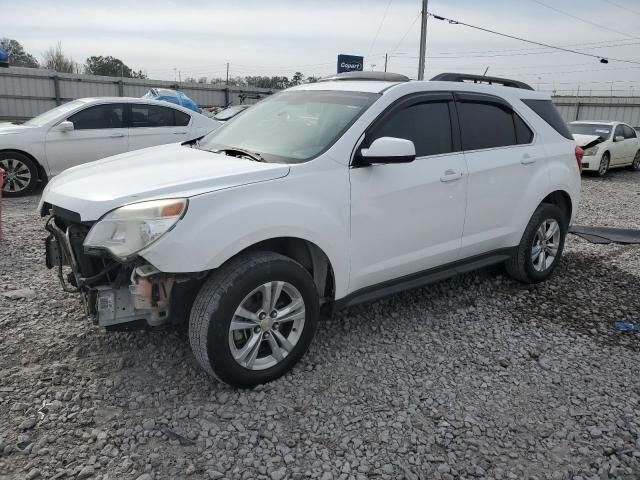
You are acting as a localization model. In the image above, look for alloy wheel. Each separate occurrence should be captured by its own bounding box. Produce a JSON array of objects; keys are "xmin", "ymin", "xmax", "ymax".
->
[
  {"xmin": 228, "ymin": 281, "xmax": 306, "ymax": 370},
  {"xmin": 633, "ymin": 152, "xmax": 640, "ymax": 170},
  {"xmin": 598, "ymin": 155, "xmax": 609, "ymax": 176},
  {"xmin": 0, "ymin": 158, "xmax": 32, "ymax": 193},
  {"xmin": 531, "ymin": 218, "xmax": 561, "ymax": 272}
]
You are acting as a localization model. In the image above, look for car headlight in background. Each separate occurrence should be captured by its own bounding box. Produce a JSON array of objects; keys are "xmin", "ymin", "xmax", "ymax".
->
[
  {"xmin": 84, "ymin": 198, "xmax": 188, "ymax": 261},
  {"xmin": 583, "ymin": 145, "xmax": 599, "ymax": 156}
]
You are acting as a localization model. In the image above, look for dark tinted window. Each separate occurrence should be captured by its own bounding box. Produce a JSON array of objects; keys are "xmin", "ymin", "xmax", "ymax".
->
[
  {"xmin": 514, "ymin": 113, "xmax": 534, "ymax": 144},
  {"xmin": 131, "ymin": 104, "xmax": 178, "ymax": 127},
  {"xmin": 68, "ymin": 104, "xmax": 124, "ymax": 130},
  {"xmin": 457, "ymin": 102, "xmax": 516, "ymax": 150},
  {"xmin": 521, "ymin": 99, "xmax": 572, "ymax": 139},
  {"xmin": 174, "ymin": 109, "xmax": 191, "ymax": 127},
  {"xmin": 614, "ymin": 124, "xmax": 625, "ymax": 139},
  {"xmin": 371, "ymin": 101, "xmax": 453, "ymax": 157},
  {"xmin": 623, "ymin": 125, "xmax": 637, "ymax": 139}
]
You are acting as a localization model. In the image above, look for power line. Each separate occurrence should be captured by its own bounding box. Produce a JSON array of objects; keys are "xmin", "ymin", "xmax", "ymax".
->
[
  {"xmin": 427, "ymin": 12, "xmax": 640, "ymax": 65},
  {"xmin": 366, "ymin": 0, "xmax": 394, "ymax": 59},
  {"xmin": 599, "ymin": 0, "xmax": 640, "ymax": 16},
  {"xmin": 389, "ymin": 12, "xmax": 421, "ymax": 55},
  {"xmin": 530, "ymin": 0, "xmax": 637, "ymax": 39}
]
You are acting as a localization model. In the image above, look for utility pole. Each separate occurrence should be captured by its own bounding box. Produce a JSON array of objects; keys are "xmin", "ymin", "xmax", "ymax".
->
[
  {"xmin": 178, "ymin": 70, "xmax": 181, "ymax": 83},
  {"xmin": 417, "ymin": 0, "xmax": 428, "ymax": 80},
  {"xmin": 226, "ymin": 62, "xmax": 229, "ymax": 85},
  {"xmin": 384, "ymin": 53, "xmax": 388, "ymax": 72}
]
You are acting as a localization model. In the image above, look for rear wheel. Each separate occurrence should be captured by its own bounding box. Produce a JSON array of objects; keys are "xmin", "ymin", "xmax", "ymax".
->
[
  {"xmin": 189, "ymin": 252, "xmax": 319, "ymax": 387},
  {"xmin": 0, "ymin": 152, "xmax": 38, "ymax": 197},
  {"xmin": 597, "ymin": 153, "xmax": 610, "ymax": 177},
  {"xmin": 628, "ymin": 151, "xmax": 640, "ymax": 171},
  {"xmin": 505, "ymin": 203, "xmax": 567, "ymax": 284}
]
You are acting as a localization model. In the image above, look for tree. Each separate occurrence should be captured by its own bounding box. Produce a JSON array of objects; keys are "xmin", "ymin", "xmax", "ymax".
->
[
  {"xmin": 84, "ymin": 55, "xmax": 146, "ymax": 78},
  {"xmin": 290, "ymin": 71, "xmax": 305, "ymax": 86},
  {"xmin": 0, "ymin": 38, "xmax": 39, "ymax": 68},
  {"xmin": 43, "ymin": 42, "xmax": 75, "ymax": 73},
  {"xmin": 197, "ymin": 76, "xmax": 208, "ymax": 84},
  {"xmin": 306, "ymin": 76, "xmax": 319, "ymax": 83}
]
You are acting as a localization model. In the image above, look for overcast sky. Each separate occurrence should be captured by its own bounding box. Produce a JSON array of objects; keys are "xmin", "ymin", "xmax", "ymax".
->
[{"xmin": 5, "ymin": 0, "xmax": 640, "ymax": 94}]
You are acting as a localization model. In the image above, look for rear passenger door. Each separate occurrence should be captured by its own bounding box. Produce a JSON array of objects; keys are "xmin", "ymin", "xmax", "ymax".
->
[
  {"xmin": 349, "ymin": 93, "xmax": 468, "ymax": 291},
  {"xmin": 623, "ymin": 125, "xmax": 638, "ymax": 164},
  {"xmin": 126, "ymin": 103, "xmax": 192, "ymax": 151},
  {"xmin": 454, "ymin": 93, "xmax": 546, "ymax": 258}
]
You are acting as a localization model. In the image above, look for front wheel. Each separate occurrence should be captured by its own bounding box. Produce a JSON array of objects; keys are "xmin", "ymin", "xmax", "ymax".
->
[
  {"xmin": 628, "ymin": 151, "xmax": 640, "ymax": 171},
  {"xmin": 597, "ymin": 153, "xmax": 610, "ymax": 177},
  {"xmin": 189, "ymin": 252, "xmax": 319, "ymax": 387},
  {"xmin": 505, "ymin": 203, "xmax": 567, "ymax": 284},
  {"xmin": 0, "ymin": 152, "xmax": 38, "ymax": 197}
]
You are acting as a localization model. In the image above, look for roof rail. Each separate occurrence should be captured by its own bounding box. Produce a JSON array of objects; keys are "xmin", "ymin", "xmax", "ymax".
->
[
  {"xmin": 430, "ymin": 72, "xmax": 534, "ymax": 90},
  {"xmin": 318, "ymin": 71, "xmax": 410, "ymax": 82}
]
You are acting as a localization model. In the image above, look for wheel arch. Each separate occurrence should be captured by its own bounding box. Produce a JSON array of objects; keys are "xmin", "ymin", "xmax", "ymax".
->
[{"xmin": 0, "ymin": 148, "xmax": 47, "ymax": 184}]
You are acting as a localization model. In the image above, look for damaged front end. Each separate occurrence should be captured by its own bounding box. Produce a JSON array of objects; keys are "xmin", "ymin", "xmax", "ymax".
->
[{"xmin": 43, "ymin": 205, "xmax": 200, "ymax": 328}]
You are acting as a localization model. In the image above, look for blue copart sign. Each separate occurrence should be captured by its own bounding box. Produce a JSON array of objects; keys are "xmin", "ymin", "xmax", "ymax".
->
[{"xmin": 337, "ymin": 54, "xmax": 363, "ymax": 73}]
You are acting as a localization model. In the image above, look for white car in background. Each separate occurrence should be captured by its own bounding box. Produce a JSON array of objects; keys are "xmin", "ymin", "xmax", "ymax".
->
[
  {"xmin": 569, "ymin": 121, "xmax": 640, "ymax": 176},
  {"xmin": 0, "ymin": 98, "xmax": 220, "ymax": 196}
]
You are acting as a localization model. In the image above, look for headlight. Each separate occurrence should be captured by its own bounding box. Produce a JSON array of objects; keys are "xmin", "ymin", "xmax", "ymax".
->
[
  {"xmin": 84, "ymin": 198, "xmax": 188, "ymax": 261},
  {"xmin": 583, "ymin": 145, "xmax": 599, "ymax": 156}
]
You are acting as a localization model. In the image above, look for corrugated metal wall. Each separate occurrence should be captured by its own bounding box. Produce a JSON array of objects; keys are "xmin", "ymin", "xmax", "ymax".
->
[
  {"xmin": 0, "ymin": 67, "xmax": 274, "ymax": 121},
  {"xmin": 553, "ymin": 96, "xmax": 640, "ymax": 129}
]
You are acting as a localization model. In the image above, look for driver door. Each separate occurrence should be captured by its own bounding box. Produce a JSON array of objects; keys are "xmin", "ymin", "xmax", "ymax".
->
[{"xmin": 349, "ymin": 93, "xmax": 467, "ymax": 292}]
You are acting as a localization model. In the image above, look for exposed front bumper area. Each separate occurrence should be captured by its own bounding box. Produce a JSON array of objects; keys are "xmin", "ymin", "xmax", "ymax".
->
[
  {"xmin": 44, "ymin": 210, "xmax": 182, "ymax": 328},
  {"xmin": 581, "ymin": 154, "xmax": 601, "ymax": 172}
]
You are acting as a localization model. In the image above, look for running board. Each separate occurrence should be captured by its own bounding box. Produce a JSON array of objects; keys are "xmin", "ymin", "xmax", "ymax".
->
[{"xmin": 569, "ymin": 225, "xmax": 640, "ymax": 245}]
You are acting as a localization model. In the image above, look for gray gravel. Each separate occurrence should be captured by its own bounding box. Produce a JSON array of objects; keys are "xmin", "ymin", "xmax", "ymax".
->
[{"xmin": 1, "ymin": 169, "xmax": 640, "ymax": 480}]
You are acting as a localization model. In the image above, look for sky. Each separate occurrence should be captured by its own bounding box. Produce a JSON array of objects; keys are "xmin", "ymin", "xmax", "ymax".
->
[{"xmin": 4, "ymin": 0, "xmax": 640, "ymax": 95}]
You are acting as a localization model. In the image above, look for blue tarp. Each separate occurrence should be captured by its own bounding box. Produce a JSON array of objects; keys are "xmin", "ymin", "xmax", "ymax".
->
[
  {"xmin": 142, "ymin": 88, "xmax": 200, "ymax": 113},
  {"xmin": 0, "ymin": 48, "xmax": 9, "ymax": 68}
]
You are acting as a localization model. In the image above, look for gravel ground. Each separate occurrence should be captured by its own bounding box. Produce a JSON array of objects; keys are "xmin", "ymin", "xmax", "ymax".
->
[{"xmin": 1, "ymin": 170, "xmax": 640, "ymax": 480}]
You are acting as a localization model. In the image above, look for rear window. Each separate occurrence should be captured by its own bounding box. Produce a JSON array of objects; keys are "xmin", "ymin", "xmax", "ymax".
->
[{"xmin": 521, "ymin": 99, "xmax": 572, "ymax": 140}]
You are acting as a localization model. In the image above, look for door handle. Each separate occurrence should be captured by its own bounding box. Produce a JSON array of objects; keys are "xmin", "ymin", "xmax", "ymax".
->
[
  {"xmin": 173, "ymin": 131, "xmax": 187, "ymax": 135},
  {"xmin": 521, "ymin": 154, "xmax": 536, "ymax": 165},
  {"xmin": 109, "ymin": 133, "xmax": 125, "ymax": 138},
  {"xmin": 440, "ymin": 169, "xmax": 463, "ymax": 182}
]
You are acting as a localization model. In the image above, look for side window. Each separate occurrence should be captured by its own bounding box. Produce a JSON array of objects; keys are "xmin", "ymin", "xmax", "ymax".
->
[
  {"xmin": 457, "ymin": 102, "xmax": 517, "ymax": 150},
  {"xmin": 174, "ymin": 109, "xmax": 191, "ymax": 127},
  {"xmin": 614, "ymin": 125, "xmax": 625, "ymax": 139},
  {"xmin": 68, "ymin": 104, "xmax": 124, "ymax": 130},
  {"xmin": 514, "ymin": 113, "xmax": 534, "ymax": 144},
  {"xmin": 623, "ymin": 125, "xmax": 637, "ymax": 139},
  {"xmin": 130, "ymin": 104, "xmax": 177, "ymax": 128},
  {"xmin": 370, "ymin": 101, "xmax": 454, "ymax": 157}
]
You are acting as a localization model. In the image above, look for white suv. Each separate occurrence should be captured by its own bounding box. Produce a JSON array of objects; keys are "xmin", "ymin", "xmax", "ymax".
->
[{"xmin": 40, "ymin": 72, "xmax": 581, "ymax": 387}]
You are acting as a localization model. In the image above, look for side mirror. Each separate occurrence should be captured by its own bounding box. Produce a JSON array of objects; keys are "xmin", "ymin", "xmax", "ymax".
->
[
  {"xmin": 614, "ymin": 135, "xmax": 625, "ymax": 142},
  {"xmin": 356, "ymin": 137, "xmax": 416, "ymax": 166},
  {"xmin": 58, "ymin": 121, "xmax": 74, "ymax": 132}
]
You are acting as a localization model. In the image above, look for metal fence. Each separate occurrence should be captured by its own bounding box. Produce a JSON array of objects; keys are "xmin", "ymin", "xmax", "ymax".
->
[
  {"xmin": 553, "ymin": 95, "xmax": 640, "ymax": 129},
  {"xmin": 0, "ymin": 67, "xmax": 274, "ymax": 122}
]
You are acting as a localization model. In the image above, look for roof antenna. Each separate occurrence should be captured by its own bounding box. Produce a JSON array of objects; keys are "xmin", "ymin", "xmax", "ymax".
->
[{"xmin": 482, "ymin": 66, "xmax": 489, "ymax": 77}]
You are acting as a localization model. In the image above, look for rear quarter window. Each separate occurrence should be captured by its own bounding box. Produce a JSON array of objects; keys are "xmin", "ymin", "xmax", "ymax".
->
[{"xmin": 521, "ymin": 99, "xmax": 572, "ymax": 140}]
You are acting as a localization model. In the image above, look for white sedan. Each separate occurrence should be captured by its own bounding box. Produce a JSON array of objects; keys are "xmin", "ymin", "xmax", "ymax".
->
[
  {"xmin": 0, "ymin": 97, "xmax": 220, "ymax": 196},
  {"xmin": 570, "ymin": 121, "xmax": 640, "ymax": 176}
]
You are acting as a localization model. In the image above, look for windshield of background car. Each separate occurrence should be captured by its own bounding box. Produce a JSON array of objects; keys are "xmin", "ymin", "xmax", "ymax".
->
[
  {"xmin": 22, "ymin": 100, "xmax": 86, "ymax": 127},
  {"xmin": 198, "ymin": 90, "xmax": 380, "ymax": 163},
  {"xmin": 569, "ymin": 123, "xmax": 612, "ymax": 139},
  {"xmin": 213, "ymin": 106, "xmax": 247, "ymax": 121}
]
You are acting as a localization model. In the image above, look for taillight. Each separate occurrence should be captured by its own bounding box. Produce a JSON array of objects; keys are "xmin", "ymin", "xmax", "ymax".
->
[{"xmin": 575, "ymin": 146, "xmax": 584, "ymax": 172}]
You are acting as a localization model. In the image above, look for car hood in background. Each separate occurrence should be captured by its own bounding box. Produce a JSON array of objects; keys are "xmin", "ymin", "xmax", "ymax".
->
[
  {"xmin": 0, "ymin": 123, "xmax": 37, "ymax": 135},
  {"xmin": 41, "ymin": 143, "xmax": 290, "ymax": 221},
  {"xmin": 573, "ymin": 134, "xmax": 604, "ymax": 149}
]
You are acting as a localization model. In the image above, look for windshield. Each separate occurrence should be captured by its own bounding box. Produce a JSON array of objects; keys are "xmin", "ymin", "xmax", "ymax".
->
[
  {"xmin": 569, "ymin": 123, "xmax": 612, "ymax": 140},
  {"xmin": 214, "ymin": 105, "xmax": 248, "ymax": 121},
  {"xmin": 198, "ymin": 90, "xmax": 379, "ymax": 163},
  {"xmin": 22, "ymin": 100, "xmax": 85, "ymax": 127}
]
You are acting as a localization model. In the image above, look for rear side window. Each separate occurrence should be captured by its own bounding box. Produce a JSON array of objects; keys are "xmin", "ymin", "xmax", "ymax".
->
[
  {"xmin": 514, "ymin": 114, "xmax": 534, "ymax": 144},
  {"xmin": 623, "ymin": 125, "xmax": 637, "ymax": 139},
  {"xmin": 371, "ymin": 101, "xmax": 454, "ymax": 157},
  {"xmin": 69, "ymin": 104, "xmax": 124, "ymax": 130},
  {"xmin": 174, "ymin": 110, "xmax": 191, "ymax": 127},
  {"xmin": 130, "ymin": 104, "xmax": 180, "ymax": 128},
  {"xmin": 457, "ymin": 102, "xmax": 517, "ymax": 150},
  {"xmin": 521, "ymin": 99, "xmax": 572, "ymax": 140}
]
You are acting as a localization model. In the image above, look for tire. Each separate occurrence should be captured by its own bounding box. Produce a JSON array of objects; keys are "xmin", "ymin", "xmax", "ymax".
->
[
  {"xmin": 189, "ymin": 252, "xmax": 319, "ymax": 388},
  {"xmin": 596, "ymin": 152, "xmax": 610, "ymax": 177},
  {"xmin": 628, "ymin": 151, "xmax": 640, "ymax": 171},
  {"xmin": 505, "ymin": 203, "xmax": 567, "ymax": 284},
  {"xmin": 0, "ymin": 152, "xmax": 38, "ymax": 197}
]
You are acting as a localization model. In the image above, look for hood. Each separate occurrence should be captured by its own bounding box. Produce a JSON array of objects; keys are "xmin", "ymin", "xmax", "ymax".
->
[
  {"xmin": 0, "ymin": 123, "xmax": 37, "ymax": 135},
  {"xmin": 573, "ymin": 134, "xmax": 604, "ymax": 149},
  {"xmin": 41, "ymin": 143, "xmax": 290, "ymax": 221}
]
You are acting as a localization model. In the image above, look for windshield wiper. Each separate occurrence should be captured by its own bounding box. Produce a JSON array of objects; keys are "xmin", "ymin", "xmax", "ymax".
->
[{"xmin": 211, "ymin": 147, "xmax": 265, "ymax": 162}]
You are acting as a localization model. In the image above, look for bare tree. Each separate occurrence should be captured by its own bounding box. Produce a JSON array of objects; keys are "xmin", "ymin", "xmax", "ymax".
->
[{"xmin": 43, "ymin": 42, "xmax": 75, "ymax": 73}]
